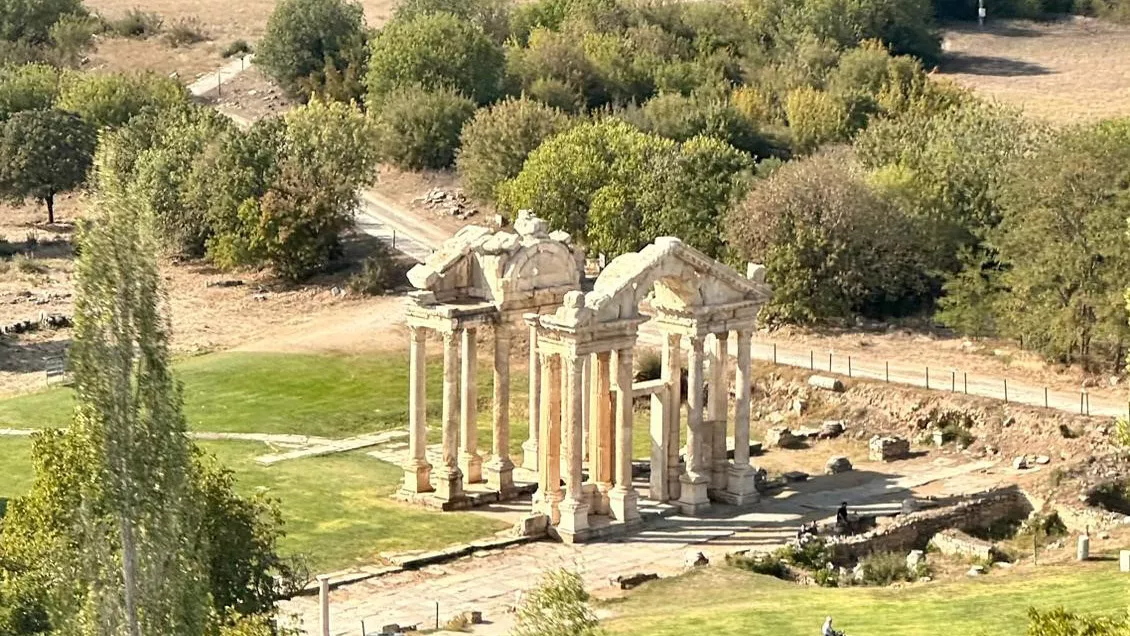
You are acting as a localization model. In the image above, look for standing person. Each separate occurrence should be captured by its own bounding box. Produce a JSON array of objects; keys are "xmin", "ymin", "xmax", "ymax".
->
[{"xmin": 836, "ymin": 502, "xmax": 849, "ymax": 527}]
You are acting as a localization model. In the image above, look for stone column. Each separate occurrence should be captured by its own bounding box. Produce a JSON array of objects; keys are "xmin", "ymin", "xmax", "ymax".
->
[
  {"xmin": 538, "ymin": 353, "xmax": 563, "ymax": 523},
  {"xmin": 648, "ymin": 389, "xmax": 670, "ymax": 502},
  {"xmin": 678, "ymin": 335, "xmax": 710, "ymax": 514},
  {"xmin": 609, "ymin": 347, "xmax": 640, "ymax": 524},
  {"xmin": 486, "ymin": 322, "xmax": 515, "ymax": 495},
  {"xmin": 709, "ymin": 332, "xmax": 730, "ymax": 492},
  {"xmin": 436, "ymin": 330, "xmax": 464, "ymax": 501},
  {"xmin": 725, "ymin": 329, "xmax": 758, "ymax": 505},
  {"xmin": 581, "ymin": 355, "xmax": 590, "ymax": 463},
  {"xmin": 588, "ymin": 351, "xmax": 613, "ymax": 514},
  {"xmin": 523, "ymin": 325, "xmax": 540, "ymax": 470},
  {"xmin": 664, "ymin": 333, "xmax": 682, "ymax": 501},
  {"xmin": 558, "ymin": 353, "xmax": 590, "ymax": 540},
  {"xmin": 459, "ymin": 328, "xmax": 483, "ymax": 484},
  {"xmin": 402, "ymin": 326, "xmax": 433, "ymax": 494}
]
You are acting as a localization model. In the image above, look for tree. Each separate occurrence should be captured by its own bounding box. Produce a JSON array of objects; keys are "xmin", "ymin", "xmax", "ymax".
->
[
  {"xmin": 726, "ymin": 147, "xmax": 932, "ymax": 323},
  {"xmin": 622, "ymin": 91, "xmax": 772, "ymax": 158},
  {"xmin": 1026, "ymin": 608, "xmax": 1130, "ymax": 635},
  {"xmin": 0, "ymin": 0, "xmax": 86, "ymax": 44},
  {"xmin": 256, "ymin": 0, "xmax": 367, "ymax": 100},
  {"xmin": 375, "ymin": 86, "xmax": 475, "ymax": 170},
  {"xmin": 57, "ymin": 71, "xmax": 188, "ymax": 129},
  {"xmin": 511, "ymin": 569, "xmax": 602, "ymax": 636},
  {"xmin": 784, "ymin": 86, "xmax": 850, "ymax": 154},
  {"xmin": 393, "ymin": 0, "xmax": 511, "ymax": 42},
  {"xmin": 366, "ymin": 12, "xmax": 505, "ymax": 107},
  {"xmin": 0, "ymin": 63, "xmax": 60, "ymax": 121},
  {"xmin": 456, "ymin": 96, "xmax": 572, "ymax": 202},
  {"xmin": 0, "ymin": 108, "xmax": 94, "ymax": 223}
]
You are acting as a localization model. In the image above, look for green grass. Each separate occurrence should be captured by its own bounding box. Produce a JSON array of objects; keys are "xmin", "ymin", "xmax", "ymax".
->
[
  {"xmin": 605, "ymin": 565, "xmax": 1130, "ymax": 636},
  {"xmin": 0, "ymin": 437, "xmax": 34, "ymax": 505}
]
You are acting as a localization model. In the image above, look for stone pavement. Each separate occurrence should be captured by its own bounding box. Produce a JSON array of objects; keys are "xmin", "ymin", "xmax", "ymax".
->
[
  {"xmin": 279, "ymin": 456, "xmax": 998, "ymax": 636},
  {"xmin": 256, "ymin": 431, "xmax": 408, "ymax": 465}
]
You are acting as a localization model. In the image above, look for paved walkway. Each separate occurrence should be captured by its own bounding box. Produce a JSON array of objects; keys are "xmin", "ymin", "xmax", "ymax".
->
[
  {"xmin": 187, "ymin": 55, "xmax": 254, "ymax": 98},
  {"xmin": 279, "ymin": 456, "xmax": 998, "ymax": 636}
]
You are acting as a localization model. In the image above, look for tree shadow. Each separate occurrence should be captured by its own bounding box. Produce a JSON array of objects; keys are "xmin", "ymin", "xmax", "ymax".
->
[
  {"xmin": 0, "ymin": 337, "xmax": 71, "ymax": 375},
  {"xmin": 941, "ymin": 52, "xmax": 1053, "ymax": 76},
  {"xmin": 944, "ymin": 21, "xmax": 1048, "ymax": 38}
]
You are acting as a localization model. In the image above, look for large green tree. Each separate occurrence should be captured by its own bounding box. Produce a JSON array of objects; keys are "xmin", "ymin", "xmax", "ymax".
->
[
  {"xmin": 0, "ymin": 63, "xmax": 60, "ymax": 121},
  {"xmin": 255, "ymin": 0, "xmax": 367, "ymax": 100},
  {"xmin": 0, "ymin": 107, "xmax": 95, "ymax": 223},
  {"xmin": 0, "ymin": 0, "xmax": 85, "ymax": 44},
  {"xmin": 57, "ymin": 71, "xmax": 188, "ymax": 130}
]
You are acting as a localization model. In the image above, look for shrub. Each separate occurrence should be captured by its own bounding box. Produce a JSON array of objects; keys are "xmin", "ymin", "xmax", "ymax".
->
[
  {"xmin": 456, "ymin": 97, "xmax": 571, "ymax": 202},
  {"xmin": 108, "ymin": 8, "xmax": 163, "ymax": 38},
  {"xmin": 634, "ymin": 350, "xmax": 662, "ymax": 382},
  {"xmin": 725, "ymin": 552, "xmax": 788, "ymax": 579},
  {"xmin": 163, "ymin": 17, "xmax": 209, "ymax": 48},
  {"xmin": 623, "ymin": 92, "xmax": 772, "ymax": 158},
  {"xmin": 348, "ymin": 241, "xmax": 403, "ymax": 295},
  {"xmin": 858, "ymin": 551, "xmax": 918, "ymax": 586},
  {"xmin": 47, "ymin": 13, "xmax": 100, "ymax": 67},
  {"xmin": 12, "ymin": 253, "xmax": 47, "ymax": 275},
  {"xmin": 1026, "ymin": 608, "xmax": 1130, "ymax": 636},
  {"xmin": 773, "ymin": 537, "xmax": 832, "ymax": 570},
  {"xmin": 512, "ymin": 569, "xmax": 601, "ymax": 636},
  {"xmin": 393, "ymin": 0, "xmax": 511, "ymax": 42},
  {"xmin": 256, "ymin": 0, "xmax": 366, "ymax": 99},
  {"xmin": 727, "ymin": 147, "xmax": 933, "ymax": 323},
  {"xmin": 57, "ymin": 71, "xmax": 189, "ymax": 129},
  {"xmin": 366, "ymin": 12, "xmax": 504, "ymax": 107},
  {"xmin": 0, "ymin": 63, "xmax": 61, "ymax": 121},
  {"xmin": 221, "ymin": 39, "xmax": 252, "ymax": 58},
  {"xmin": 784, "ymin": 87, "xmax": 850, "ymax": 155},
  {"xmin": 375, "ymin": 86, "xmax": 475, "ymax": 170},
  {"xmin": 0, "ymin": 0, "xmax": 87, "ymax": 44},
  {"xmin": 505, "ymin": 28, "xmax": 603, "ymax": 110}
]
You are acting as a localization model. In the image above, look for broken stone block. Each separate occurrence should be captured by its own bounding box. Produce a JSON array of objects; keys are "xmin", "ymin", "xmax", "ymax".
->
[
  {"xmin": 906, "ymin": 550, "xmax": 926, "ymax": 570},
  {"xmin": 808, "ymin": 375, "xmax": 845, "ymax": 392},
  {"xmin": 1012, "ymin": 456, "xmax": 1029, "ymax": 470},
  {"xmin": 782, "ymin": 471, "xmax": 809, "ymax": 482},
  {"xmin": 819, "ymin": 420, "xmax": 846, "ymax": 439},
  {"xmin": 967, "ymin": 565, "xmax": 985, "ymax": 577},
  {"xmin": 930, "ymin": 529, "xmax": 998, "ymax": 561},
  {"xmin": 868, "ymin": 435, "xmax": 910, "ymax": 462},
  {"xmin": 514, "ymin": 513, "xmax": 549, "ymax": 537},
  {"xmin": 684, "ymin": 551, "xmax": 709, "ymax": 568},
  {"xmin": 765, "ymin": 426, "xmax": 803, "ymax": 449},
  {"xmin": 825, "ymin": 456, "xmax": 853, "ymax": 475},
  {"xmin": 611, "ymin": 572, "xmax": 659, "ymax": 590}
]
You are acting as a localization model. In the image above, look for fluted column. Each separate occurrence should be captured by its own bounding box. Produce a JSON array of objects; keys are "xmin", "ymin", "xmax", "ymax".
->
[
  {"xmin": 678, "ymin": 335, "xmax": 710, "ymax": 514},
  {"xmin": 459, "ymin": 328, "xmax": 483, "ymax": 484},
  {"xmin": 609, "ymin": 347, "xmax": 640, "ymax": 523},
  {"xmin": 538, "ymin": 353, "xmax": 563, "ymax": 523},
  {"xmin": 709, "ymin": 332, "xmax": 730, "ymax": 492},
  {"xmin": 435, "ymin": 330, "xmax": 464, "ymax": 501},
  {"xmin": 664, "ymin": 333, "xmax": 682, "ymax": 501},
  {"xmin": 402, "ymin": 326, "xmax": 433, "ymax": 494},
  {"xmin": 725, "ymin": 329, "xmax": 758, "ymax": 505},
  {"xmin": 588, "ymin": 351, "xmax": 613, "ymax": 514},
  {"xmin": 557, "ymin": 353, "xmax": 590, "ymax": 540},
  {"xmin": 523, "ymin": 325, "xmax": 540, "ymax": 470},
  {"xmin": 486, "ymin": 322, "xmax": 515, "ymax": 494}
]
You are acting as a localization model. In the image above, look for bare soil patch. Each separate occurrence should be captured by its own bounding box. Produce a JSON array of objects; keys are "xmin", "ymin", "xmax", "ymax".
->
[{"xmin": 939, "ymin": 17, "xmax": 1130, "ymax": 124}]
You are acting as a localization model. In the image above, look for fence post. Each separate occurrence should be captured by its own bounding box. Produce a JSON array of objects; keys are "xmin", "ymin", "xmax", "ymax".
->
[
  {"xmin": 885, "ymin": 360, "xmax": 889, "ymax": 383},
  {"xmin": 772, "ymin": 343, "xmax": 777, "ymax": 364},
  {"xmin": 217, "ymin": 71, "xmax": 222, "ymax": 96},
  {"xmin": 810, "ymin": 350, "xmax": 814, "ymax": 370},
  {"xmin": 392, "ymin": 228, "xmax": 397, "ymax": 249},
  {"xmin": 1004, "ymin": 379, "xmax": 1008, "ymax": 403},
  {"xmin": 318, "ymin": 575, "xmax": 330, "ymax": 636},
  {"xmin": 362, "ymin": 620, "xmax": 367, "ymax": 636},
  {"xmin": 951, "ymin": 370, "xmax": 956, "ymax": 392},
  {"xmin": 828, "ymin": 352, "xmax": 833, "ymax": 372},
  {"xmin": 1044, "ymin": 387, "xmax": 1049, "ymax": 409},
  {"xmin": 1080, "ymin": 392, "xmax": 1085, "ymax": 415},
  {"xmin": 436, "ymin": 601, "xmax": 441, "ymax": 630},
  {"xmin": 1085, "ymin": 391, "xmax": 1090, "ymax": 416},
  {"xmin": 925, "ymin": 367, "xmax": 929, "ymax": 390},
  {"xmin": 848, "ymin": 356, "xmax": 852, "ymax": 378},
  {"xmin": 964, "ymin": 372, "xmax": 968, "ymax": 394}
]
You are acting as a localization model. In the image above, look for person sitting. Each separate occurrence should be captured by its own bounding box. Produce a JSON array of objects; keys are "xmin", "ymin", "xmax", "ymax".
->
[{"xmin": 822, "ymin": 616, "xmax": 843, "ymax": 636}]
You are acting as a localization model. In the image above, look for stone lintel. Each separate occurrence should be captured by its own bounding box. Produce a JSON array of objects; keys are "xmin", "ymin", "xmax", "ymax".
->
[
  {"xmin": 406, "ymin": 306, "xmax": 500, "ymax": 333},
  {"xmin": 631, "ymin": 378, "xmax": 669, "ymax": 398}
]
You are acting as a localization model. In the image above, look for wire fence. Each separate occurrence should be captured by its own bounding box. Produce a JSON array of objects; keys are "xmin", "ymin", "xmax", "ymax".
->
[{"xmin": 750, "ymin": 340, "xmax": 1130, "ymax": 420}]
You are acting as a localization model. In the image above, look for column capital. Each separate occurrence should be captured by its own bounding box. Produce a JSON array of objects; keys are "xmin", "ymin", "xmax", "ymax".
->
[
  {"xmin": 689, "ymin": 335, "xmax": 706, "ymax": 352},
  {"xmin": 409, "ymin": 325, "xmax": 428, "ymax": 342}
]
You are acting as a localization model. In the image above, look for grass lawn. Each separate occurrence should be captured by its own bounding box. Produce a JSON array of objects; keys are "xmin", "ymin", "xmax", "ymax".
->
[
  {"xmin": 604, "ymin": 565, "xmax": 1130, "ymax": 636},
  {"xmin": 0, "ymin": 435, "xmax": 507, "ymax": 572}
]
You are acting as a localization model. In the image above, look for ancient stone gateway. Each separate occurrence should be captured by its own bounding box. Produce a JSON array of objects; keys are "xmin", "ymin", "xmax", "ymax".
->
[{"xmin": 399, "ymin": 212, "xmax": 771, "ymax": 543}]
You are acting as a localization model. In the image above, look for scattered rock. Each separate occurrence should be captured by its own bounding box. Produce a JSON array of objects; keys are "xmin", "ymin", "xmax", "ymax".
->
[
  {"xmin": 868, "ymin": 435, "xmax": 910, "ymax": 462},
  {"xmin": 1012, "ymin": 456, "xmax": 1029, "ymax": 470},
  {"xmin": 610, "ymin": 572, "xmax": 659, "ymax": 590},
  {"xmin": 782, "ymin": 471, "xmax": 810, "ymax": 483},
  {"xmin": 1035, "ymin": 455, "xmax": 1051, "ymax": 465},
  {"xmin": 205, "ymin": 279, "xmax": 244, "ymax": 288},
  {"xmin": 765, "ymin": 426, "xmax": 803, "ymax": 449},
  {"xmin": 791, "ymin": 398, "xmax": 808, "ymax": 414},
  {"xmin": 901, "ymin": 498, "xmax": 919, "ymax": 514},
  {"xmin": 808, "ymin": 375, "xmax": 845, "ymax": 392},
  {"xmin": 906, "ymin": 550, "xmax": 926, "ymax": 570},
  {"xmin": 819, "ymin": 420, "xmax": 846, "ymax": 439},
  {"xmin": 1100, "ymin": 532, "xmax": 1111, "ymax": 540},
  {"xmin": 825, "ymin": 456, "xmax": 853, "ymax": 475},
  {"xmin": 967, "ymin": 565, "xmax": 985, "ymax": 577}
]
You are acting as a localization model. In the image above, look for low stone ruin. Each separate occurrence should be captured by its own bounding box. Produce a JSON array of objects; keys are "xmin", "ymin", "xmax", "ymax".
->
[
  {"xmin": 414, "ymin": 188, "xmax": 478, "ymax": 220},
  {"xmin": 2, "ymin": 312, "xmax": 71, "ymax": 335},
  {"xmin": 825, "ymin": 456, "xmax": 853, "ymax": 475},
  {"xmin": 928, "ymin": 528, "xmax": 999, "ymax": 561},
  {"xmin": 869, "ymin": 435, "xmax": 910, "ymax": 462},
  {"xmin": 808, "ymin": 375, "xmax": 845, "ymax": 392}
]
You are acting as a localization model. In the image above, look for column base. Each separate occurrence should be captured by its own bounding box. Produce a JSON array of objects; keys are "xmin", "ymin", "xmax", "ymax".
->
[
  {"xmin": 667, "ymin": 464, "xmax": 683, "ymax": 502},
  {"xmin": 541, "ymin": 489, "xmax": 564, "ymax": 525},
  {"xmin": 591, "ymin": 482, "xmax": 612, "ymax": 515},
  {"xmin": 716, "ymin": 466, "xmax": 759, "ymax": 506},
  {"xmin": 459, "ymin": 452, "xmax": 484, "ymax": 484},
  {"xmin": 400, "ymin": 459, "xmax": 434, "ymax": 495},
  {"xmin": 609, "ymin": 487, "xmax": 641, "ymax": 523},
  {"xmin": 677, "ymin": 473, "xmax": 711, "ymax": 515},
  {"xmin": 484, "ymin": 457, "xmax": 515, "ymax": 496},
  {"xmin": 710, "ymin": 459, "xmax": 730, "ymax": 494},
  {"xmin": 434, "ymin": 466, "xmax": 465, "ymax": 502},
  {"xmin": 556, "ymin": 499, "xmax": 591, "ymax": 542},
  {"xmin": 521, "ymin": 439, "xmax": 539, "ymax": 471}
]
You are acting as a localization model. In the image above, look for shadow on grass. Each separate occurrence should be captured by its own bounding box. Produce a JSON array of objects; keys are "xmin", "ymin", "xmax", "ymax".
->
[{"xmin": 941, "ymin": 52, "xmax": 1053, "ymax": 76}]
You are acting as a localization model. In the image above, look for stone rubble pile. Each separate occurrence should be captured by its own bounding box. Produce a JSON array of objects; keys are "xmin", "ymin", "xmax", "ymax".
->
[
  {"xmin": 415, "ymin": 188, "xmax": 479, "ymax": 221},
  {"xmin": 1, "ymin": 312, "xmax": 72, "ymax": 335}
]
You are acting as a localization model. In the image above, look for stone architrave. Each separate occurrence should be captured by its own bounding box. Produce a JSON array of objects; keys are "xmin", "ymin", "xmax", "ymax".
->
[
  {"xmin": 609, "ymin": 347, "xmax": 640, "ymax": 523},
  {"xmin": 459, "ymin": 328, "xmax": 483, "ymax": 484},
  {"xmin": 523, "ymin": 325, "xmax": 540, "ymax": 471},
  {"xmin": 435, "ymin": 331, "xmax": 464, "ymax": 501},
  {"xmin": 486, "ymin": 322, "xmax": 514, "ymax": 494},
  {"xmin": 723, "ymin": 329, "xmax": 757, "ymax": 505},
  {"xmin": 678, "ymin": 336, "xmax": 711, "ymax": 514},
  {"xmin": 557, "ymin": 354, "xmax": 591, "ymax": 540},
  {"xmin": 402, "ymin": 326, "xmax": 433, "ymax": 494}
]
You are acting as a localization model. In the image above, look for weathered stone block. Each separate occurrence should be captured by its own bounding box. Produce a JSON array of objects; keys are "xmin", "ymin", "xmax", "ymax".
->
[
  {"xmin": 819, "ymin": 420, "xmax": 846, "ymax": 439},
  {"xmin": 765, "ymin": 426, "xmax": 803, "ymax": 449},
  {"xmin": 929, "ymin": 528, "xmax": 997, "ymax": 561},
  {"xmin": 868, "ymin": 435, "xmax": 910, "ymax": 462},
  {"xmin": 808, "ymin": 375, "xmax": 845, "ymax": 392},
  {"xmin": 825, "ymin": 456, "xmax": 853, "ymax": 475}
]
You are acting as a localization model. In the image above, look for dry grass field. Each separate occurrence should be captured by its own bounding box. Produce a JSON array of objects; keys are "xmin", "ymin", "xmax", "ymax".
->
[{"xmin": 939, "ymin": 17, "xmax": 1130, "ymax": 124}]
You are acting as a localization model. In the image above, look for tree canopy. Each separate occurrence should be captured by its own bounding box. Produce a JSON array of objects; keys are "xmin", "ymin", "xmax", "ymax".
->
[{"xmin": 0, "ymin": 107, "xmax": 95, "ymax": 223}]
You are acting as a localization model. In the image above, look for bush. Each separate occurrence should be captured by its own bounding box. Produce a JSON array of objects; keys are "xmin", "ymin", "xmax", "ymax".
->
[
  {"xmin": 366, "ymin": 12, "xmax": 505, "ymax": 107},
  {"xmin": 47, "ymin": 13, "xmax": 100, "ymax": 67},
  {"xmin": 256, "ymin": 0, "xmax": 366, "ymax": 99},
  {"xmin": 858, "ymin": 551, "xmax": 919, "ymax": 586},
  {"xmin": 163, "ymin": 17, "xmax": 209, "ymax": 48},
  {"xmin": 725, "ymin": 552, "xmax": 788, "ymax": 579},
  {"xmin": 375, "ymin": 86, "xmax": 475, "ymax": 170},
  {"xmin": 773, "ymin": 537, "xmax": 832, "ymax": 570},
  {"xmin": 0, "ymin": 63, "xmax": 61, "ymax": 121},
  {"xmin": 1026, "ymin": 608, "xmax": 1130, "ymax": 636},
  {"xmin": 512, "ymin": 569, "xmax": 601, "ymax": 636},
  {"xmin": 393, "ymin": 0, "xmax": 511, "ymax": 42},
  {"xmin": 622, "ymin": 92, "xmax": 773, "ymax": 158},
  {"xmin": 784, "ymin": 87, "xmax": 850, "ymax": 154},
  {"xmin": 0, "ymin": 0, "xmax": 87, "ymax": 44},
  {"xmin": 727, "ymin": 147, "xmax": 933, "ymax": 323},
  {"xmin": 12, "ymin": 253, "xmax": 47, "ymax": 275},
  {"xmin": 348, "ymin": 242, "xmax": 403, "ymax": 295},
  {"xmin": 456, "ymin": 97, "xmax": 571, "ymax": 202},
  {"xmin": 108, "ymin": 8, "xmax": 163, "ymax": 38},
  {"xmin": 634, "ymin": 350, "xmax": 662, "ymax": 382},
  {"xmin": 57, "ymin": 71, "xmax": 189, "ymax": 129},
  {"xmin": 221, "ymin": 39, "xmax": 252, "ymax": 58}
]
